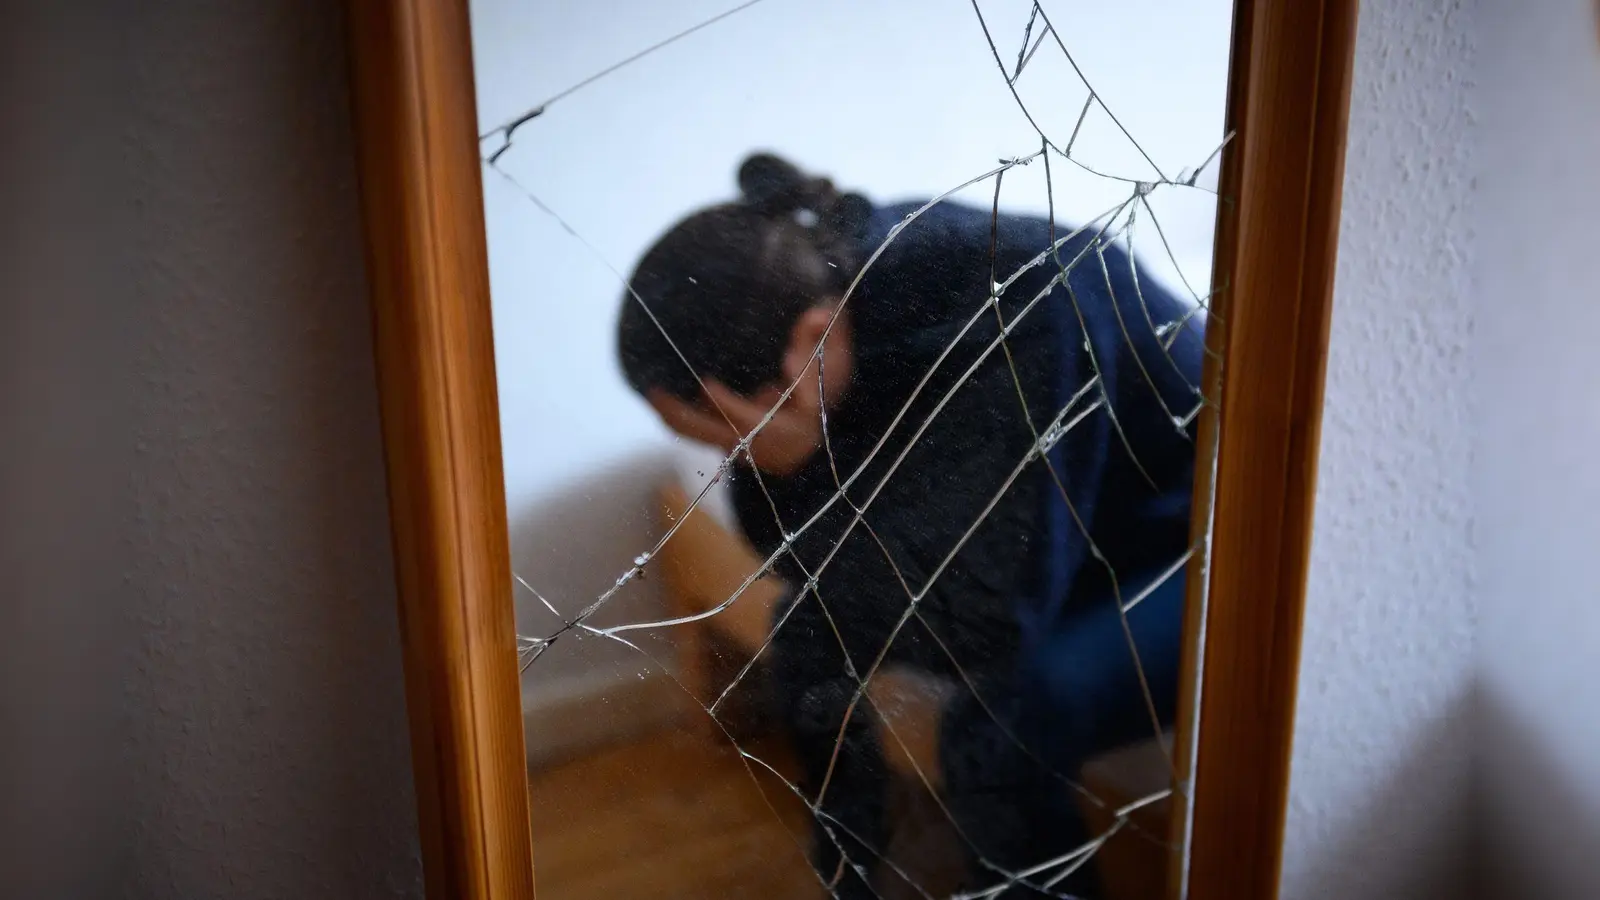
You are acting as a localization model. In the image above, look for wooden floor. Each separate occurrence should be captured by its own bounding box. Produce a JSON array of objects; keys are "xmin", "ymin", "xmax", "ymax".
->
[
  {"xmin": 524, "ymin": 726, "xmax": 1172, "ymax": 900},
  {"xmin": 525, "ymin": 729, "xmax": 823, "ymax": 900}
]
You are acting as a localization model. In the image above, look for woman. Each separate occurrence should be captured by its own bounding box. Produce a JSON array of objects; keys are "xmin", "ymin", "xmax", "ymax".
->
[{"xmin": 617, "ymin": 153, "xmax": 1202, "ymax": 898}]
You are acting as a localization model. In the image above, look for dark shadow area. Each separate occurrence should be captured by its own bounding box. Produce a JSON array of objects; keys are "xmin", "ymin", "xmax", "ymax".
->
[
  {"xmin": 1478, "ymin": 683, "xmax": 1600, "ymax": 900},
  {"xmin": 1285, "ymin": 682, "xmax": 1476, "ymax": 899}
]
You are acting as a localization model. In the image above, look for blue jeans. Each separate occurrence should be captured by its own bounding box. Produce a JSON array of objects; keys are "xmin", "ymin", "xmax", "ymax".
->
[{"xmin": 938, "ymin": 567, "xmax": 1186, "ymax": 898}]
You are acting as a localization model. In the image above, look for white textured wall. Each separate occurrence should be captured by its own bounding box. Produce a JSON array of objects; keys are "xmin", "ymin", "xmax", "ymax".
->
[
  {"xmin": 1475, "ymin": 1, "xmax": 1600, "ymax": 896},
  {"xmin": 120, "ymin": 6, "xmax": 425, "ymax": 895},
  {"xmin": 4, "ymin": 4, "xmax": 425, "ymax": 897},
  {"xmin": 1283, "ymin": 1, "xmax": 1479, "ymax": 897}
]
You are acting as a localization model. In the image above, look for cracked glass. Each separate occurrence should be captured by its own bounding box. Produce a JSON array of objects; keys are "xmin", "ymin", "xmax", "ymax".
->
[{"xmin": 471, "ymin": 2, "xmax": 1235, "ymax": 896}]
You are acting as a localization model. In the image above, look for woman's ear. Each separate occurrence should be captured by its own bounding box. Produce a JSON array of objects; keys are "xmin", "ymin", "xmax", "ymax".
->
[
  {"xmin": 782, "ymin": 305, "xmax": 852, "ymax": 409},
  {"xmin": 782, "ymin": 307, "xmax": 832, "ymax": 387}
]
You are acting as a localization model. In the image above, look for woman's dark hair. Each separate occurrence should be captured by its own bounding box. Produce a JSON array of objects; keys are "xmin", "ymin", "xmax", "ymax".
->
[{"xmin": 616, "ymin": 153, "xmax": 872, "ymax": 402}]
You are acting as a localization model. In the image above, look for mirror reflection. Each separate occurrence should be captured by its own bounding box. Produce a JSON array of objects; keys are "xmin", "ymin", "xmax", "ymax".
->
[{"xmin": 471, "ymin": 1, "xmax": 1233, "ymax": 896}]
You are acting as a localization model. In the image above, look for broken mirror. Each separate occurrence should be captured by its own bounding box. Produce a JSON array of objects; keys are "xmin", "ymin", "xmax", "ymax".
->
[{"xmin": 470, "ymin": 1, "xmax": 1234, "ymax": 896}]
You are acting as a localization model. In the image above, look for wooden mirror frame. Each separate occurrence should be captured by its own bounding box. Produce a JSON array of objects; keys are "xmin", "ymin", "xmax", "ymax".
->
[{"xmin": 342, "ymin": 1, "xmax": 1358, "ymax": 897}]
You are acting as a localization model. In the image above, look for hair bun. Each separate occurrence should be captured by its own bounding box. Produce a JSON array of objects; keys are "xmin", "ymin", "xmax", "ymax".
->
[
  {"xmin": 737, "ymin": 152, "xmax": 811, "ymax": 216},
  {"xmin": 736, "ymin": 152, "xmax": 869, "ymax": 284}
]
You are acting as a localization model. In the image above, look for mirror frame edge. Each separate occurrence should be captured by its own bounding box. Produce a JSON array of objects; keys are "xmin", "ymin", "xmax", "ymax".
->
[
  {"xmin": 345, "ymin": 0, "xmax": 538, "ymax": 898},
  {"xmin": 1176, "ymin": 1, "xmax": 1361, "ymax": 898}
]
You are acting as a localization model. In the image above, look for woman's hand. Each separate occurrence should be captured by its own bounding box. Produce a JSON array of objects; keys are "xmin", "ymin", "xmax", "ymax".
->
[
  {"xmin": 868, "ymin": 667, "xmax": 957, "ymax": 790},
  {"xmin": 646, "ymin": 375, "xmax": 824, "ymax": 478}
]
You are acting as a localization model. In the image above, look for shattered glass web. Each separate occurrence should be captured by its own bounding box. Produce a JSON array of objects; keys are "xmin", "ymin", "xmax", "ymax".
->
[{"xmin": 483, "ymin": 2, "xmax": 1230, "ymax": 896}]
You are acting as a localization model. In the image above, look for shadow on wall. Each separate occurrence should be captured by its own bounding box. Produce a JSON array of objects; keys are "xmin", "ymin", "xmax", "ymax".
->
[
  {"xmin": 1283, "ymin": 681, "xmax": 1476, "ymax": 899},
  {"xmin": 509, "ymin": 446, "xmax": 699, "ymax": 764},
  {"xmin": 1479, "ymin": 683, "xmax": 1600, "ymax": 899}
]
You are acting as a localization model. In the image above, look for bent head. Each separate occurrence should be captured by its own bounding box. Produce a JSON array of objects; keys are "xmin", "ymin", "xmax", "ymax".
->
[{"xmin": 616, "ymin": 154, "xmax": 868, "ymax": 474}]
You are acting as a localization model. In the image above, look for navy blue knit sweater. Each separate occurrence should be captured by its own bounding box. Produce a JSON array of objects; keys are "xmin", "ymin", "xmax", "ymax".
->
[{"xmin": 727, "ymin": 197, "xmax": 1204, "ymax": 895}]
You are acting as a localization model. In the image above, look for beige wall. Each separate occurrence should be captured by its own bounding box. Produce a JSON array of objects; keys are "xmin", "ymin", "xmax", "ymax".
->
[{"xmin": 5, "ymin": 4, "xmax": 423, "ymax": 897}]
